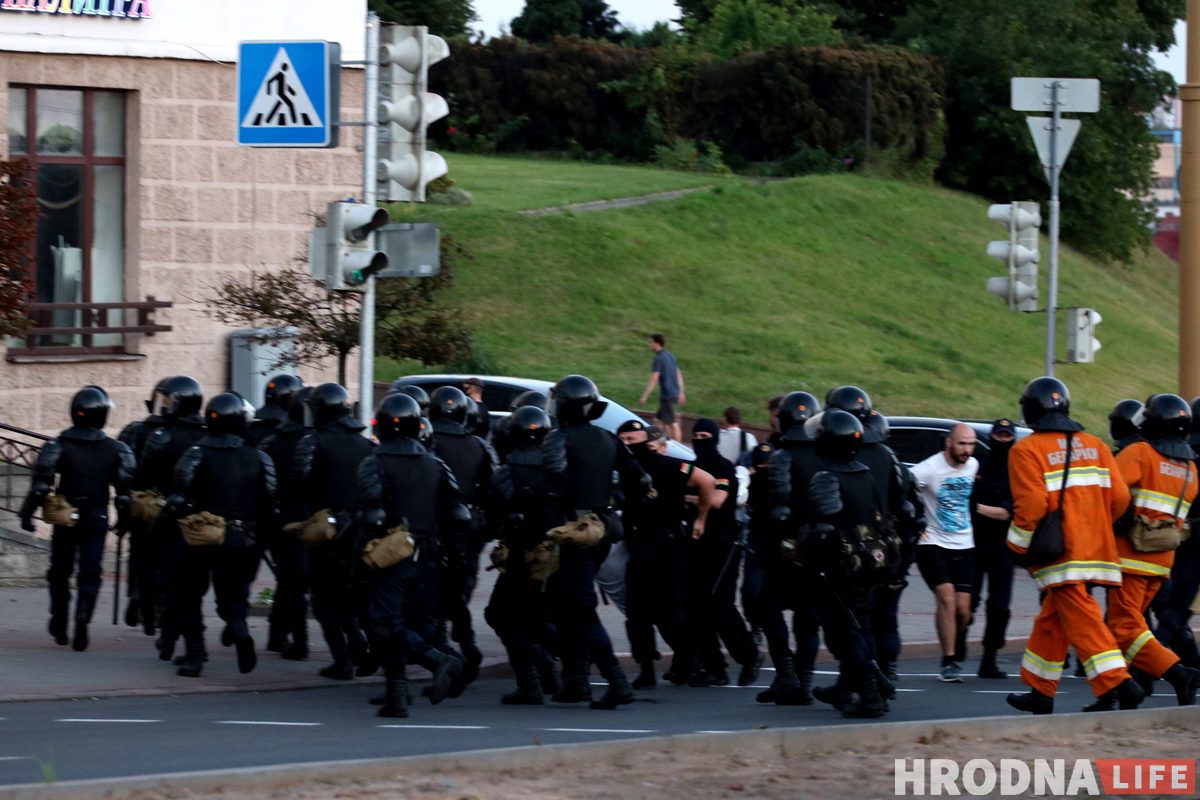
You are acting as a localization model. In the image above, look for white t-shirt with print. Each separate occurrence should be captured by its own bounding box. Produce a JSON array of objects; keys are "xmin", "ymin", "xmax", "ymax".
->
[{"xmin": 910, "ymin": 452, "xmax": 979, "ymax": 550}]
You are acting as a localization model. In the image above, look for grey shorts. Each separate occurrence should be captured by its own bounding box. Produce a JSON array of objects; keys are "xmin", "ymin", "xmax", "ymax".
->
[{"xmin": 656, "ymin": 395, "xmax": 677, "ymax": 424}]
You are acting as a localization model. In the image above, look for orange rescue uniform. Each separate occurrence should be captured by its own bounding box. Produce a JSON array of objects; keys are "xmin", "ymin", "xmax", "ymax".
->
[
  {"xmin": 1008, "ymin": 429, "xmax": 1131, "ymax": 697},
  {"xmin": 1108, "ymin": 441, "xmax": 1196, "ymax": 677}
]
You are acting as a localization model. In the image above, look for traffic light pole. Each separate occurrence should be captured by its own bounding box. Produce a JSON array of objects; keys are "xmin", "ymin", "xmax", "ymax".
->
[
  {"xmin": 1044, "ymin": 80, "xmax": 1061, "ymax": 378},
  {"xmin": 359, "ymin": 12, "xmax": 380, "ymax": 428}
]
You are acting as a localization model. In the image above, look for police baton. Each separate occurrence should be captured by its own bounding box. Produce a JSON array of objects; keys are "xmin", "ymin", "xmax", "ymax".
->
[
  {"xmin": 710, "ymin": 526, "xmax": 754, "ymax": 596},
  {"xmin": 111, "ymin": 527, "xmax": 123, "ymax": 625}
]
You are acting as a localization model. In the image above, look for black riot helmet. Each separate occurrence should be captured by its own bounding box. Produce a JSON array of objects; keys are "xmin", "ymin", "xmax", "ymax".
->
[
  {"xmin": 389, "ymin": 382, "xmax": 430, "ymax": 413},
  {"xmin": 825, "ymin": 385, "xmax": 873, "ymax": 422},
  {"xmin": 510, "ymin": 390, "xmax": 550, "ymax": 411},
  {"xmin": 288, "ymin": 386, "xmax": 313, "ymax": 426},
  {"xmin": 511, "ymin": 405, "xmax": 553, "ymax": 446},
  {"xmin": 777, "ymin": 391, "xmax": 820, "ymax": 433},
  {"xmin": 550, "ymin": 374, "xmax": 607, "ymax": 425},
  {"xmin": 1019, "ymin": 376, "xmax": 1071, "ymax": 427},
  {"xmin": 418, "ymin": 416, "xmax": 434, "ymax": 447},
  {"xmin": 373, "ymin": 393, "xmax": 422, "ymax": 442},
  {"xmin": 264, "ymin": 374, "xmax": 303, "ymax": 410},
  {"xmin": 429, "ymin": 386, "xmax": 469, "ymax": 424},
  {"xmin": 1138, "ymin": 393, "xmax": 1192, "ymax": 441},
  {"xmin": 308, "ymin": 383, "xmax": 352, "ymax": 428},
  {"xmin": 146, "ymin": 376, "xmax": 171, "ymax": 414},
  {"xmin": 160, "ymin": 375, "xmax": 203, "ymax": 420},
  {"xmin": 464, "ymin": 396, "xmax": 488, "ymax": 435},
  {"xmin": 205, "ymin": 392, "xmax": 248, "ymax": 436},
  {"xmin": 70, "ymin": 386, "xmax": 113, "ymax": 430},
  {"xmin": 1108, "ymin": 399, "xmax": 1144, "ymax": 442},
  {"xmin": 814, "ymin": 408, "xmax": 864, "ymax": 461}
]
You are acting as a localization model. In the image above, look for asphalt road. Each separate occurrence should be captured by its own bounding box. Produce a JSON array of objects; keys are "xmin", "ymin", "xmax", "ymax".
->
[{"xmin": 0, "ymin": 655, "xmax": 1188, "ymax": 788}]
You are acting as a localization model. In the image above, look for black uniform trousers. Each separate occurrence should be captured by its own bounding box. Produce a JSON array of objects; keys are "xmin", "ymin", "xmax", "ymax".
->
[
  {"xmin": 310, "ymin": 534, "xmax": 366, "ymax": 656},
  {"xmin": 1156, "ymin": 534, "xmax": 1200, "ymax": 666},
  {"xmin": 625, "ymin": 535, "xmax": 692, "ymax": 667},
  {"xmin": 483, "ymin": 566, "xmax": 559, "ymax": 662},
  {"xmin": 685, "ymin": 533, "xmax": 757, "ymax": 671},
  {"xmin": 48, "ymin": 506, "xmax": 108, "ymax": 621},
  {"xmin": 368, "ymin": 537, "xmax": 440, "ymax": 661},
  {"xmin": 178, "ymin": 541, "xmax": 259, "ymax": 643},
  {"xmin": 268, "ymin": 532, "xmax": 310, "ymax": 645},
  {"xmin": 815, "ymin": 570, "xmax": 875, "ymax": 687},
  {"xmin": 969, "ymin": 515, "xmax": 1015, "ymax": 653}
]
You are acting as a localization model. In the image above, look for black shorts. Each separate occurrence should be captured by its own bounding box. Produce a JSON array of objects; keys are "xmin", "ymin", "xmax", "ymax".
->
[
  {"xmin": 656, "ymin": 396, "xmax": 677, "ymax": 424},
  {"xmin": 916, "ymin": 544, "xmax": 976, "ymax": 593}
]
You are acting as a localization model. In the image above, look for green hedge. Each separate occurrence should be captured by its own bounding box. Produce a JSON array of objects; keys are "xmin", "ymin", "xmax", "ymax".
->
[{"xmin": 434, "ymin": 37, "xmax": 945, "ymax": 168}]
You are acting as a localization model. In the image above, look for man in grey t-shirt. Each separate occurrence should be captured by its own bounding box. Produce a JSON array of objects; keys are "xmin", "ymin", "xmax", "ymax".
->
[{"xmin": 639, "ymin": 333, "xmax": 686, "ymax": 441}]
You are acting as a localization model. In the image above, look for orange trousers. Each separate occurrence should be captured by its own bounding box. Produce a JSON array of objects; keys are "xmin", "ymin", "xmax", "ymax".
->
[
  {"xmin": 1021, "ymin": 582, "xmax": 1130, "ymax": 697},
  {"xmin": 1106, "ymin": 573, "xmax": 1180, "ymax": 678}
]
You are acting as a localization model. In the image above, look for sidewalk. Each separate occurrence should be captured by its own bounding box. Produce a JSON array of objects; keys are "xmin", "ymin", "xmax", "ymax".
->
[{"xmin": 0, "ymin": 559, "xmax": 1061, "ymax": 703}]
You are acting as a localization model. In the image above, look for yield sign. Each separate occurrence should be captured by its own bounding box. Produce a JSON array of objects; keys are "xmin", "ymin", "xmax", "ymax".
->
[{"xmin": 1026, "ymin": 117, "xmax": 1081, "ymax": 183}]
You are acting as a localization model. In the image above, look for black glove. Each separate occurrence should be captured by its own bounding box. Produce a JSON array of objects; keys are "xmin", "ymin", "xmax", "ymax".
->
[
  {"xmin": 810, "ymin": 471, "xmax": 843, "ymax": 517},
  {"xmin": 19, "ymin": 515, "xmax": 34, "ymax": 533},
  {"xmin": 115, "ymin": 506, "xmax": 132, "ymax": 536}
]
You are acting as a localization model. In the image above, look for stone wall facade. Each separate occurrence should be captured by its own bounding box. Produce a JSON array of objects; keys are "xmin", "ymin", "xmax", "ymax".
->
[{"xmin": 0, "ymin": 52, "xmax": 365, "ymax": 435}]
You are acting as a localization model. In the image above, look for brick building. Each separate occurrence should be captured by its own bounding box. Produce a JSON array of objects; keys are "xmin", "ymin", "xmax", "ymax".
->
[{"xmin": 0, "ymin": 0, "xmax": 367, "ymax": 434}]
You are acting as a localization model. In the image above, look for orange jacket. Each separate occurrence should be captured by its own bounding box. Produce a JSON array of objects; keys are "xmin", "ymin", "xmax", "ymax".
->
[
  {"xmin": 1007, "ymin": 429, "xmax": 1130, "ymax": 589},
  {"xmin": 1113, "ymin": 441, "xmax": 1197, "ymax": 578}
]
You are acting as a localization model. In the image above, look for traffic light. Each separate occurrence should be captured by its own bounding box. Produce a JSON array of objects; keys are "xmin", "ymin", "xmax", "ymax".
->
[
  {"xmin": 984, "ymin": 201, "xmax": 1041, "ymax": 312},
  {"xmin": 377, "ymin": 24, "xmax": 450, "ymax": 202},
  {"xmin": 322, "ymin": 201, "xmax": 389, "ymax": 292},
  {"xmin": 1066, "ymin": 307, "xmax": 1102, "ymax": 363}
]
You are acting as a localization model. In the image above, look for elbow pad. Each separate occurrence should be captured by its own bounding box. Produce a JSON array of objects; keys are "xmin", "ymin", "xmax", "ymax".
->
[{"xmin": 453, "ymin": 503, "xmax": 472, "ymax": 524}]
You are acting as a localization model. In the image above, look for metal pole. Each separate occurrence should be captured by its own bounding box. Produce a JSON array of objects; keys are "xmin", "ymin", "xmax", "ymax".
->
[
  {"xmin": 1180, "ymin": 0, "xmax": 1200, "ymax": 396},
  {"xmin": 358, "ymin": 12, "xmax": 380, "ymax": 428},
  {"xmin": 1045, "ymin": 80, "xmax": 1062, "ymax": 378},
  {"xmin": 864, "ymin": 74, "xmax": 872, "ymax": 164}
]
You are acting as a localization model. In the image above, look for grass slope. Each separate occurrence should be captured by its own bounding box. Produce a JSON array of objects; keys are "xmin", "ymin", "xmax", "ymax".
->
[{"xmin": 384, "ymin": 156, "xmax": 1179, "ymax": 433}]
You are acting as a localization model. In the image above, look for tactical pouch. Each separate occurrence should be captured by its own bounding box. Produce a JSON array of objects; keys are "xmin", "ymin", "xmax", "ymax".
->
[
  {"xmin": 179, "ymin": 511, "xmax": 226, "ymax": 547},
  {"xmin": 526, "ymin": 539, "xmax": 560, "ymax": 581},
  {"xmin": 130, "ymin": 490, "xmax": 165, "ymax": 526},
  {"xmin": 546, "ymin": 513, "xmax": 605, "ymax": 548},
  {"xmin": 42, "ymin": 494, "xmax": 78, "ymax": 527},
  {"xmin": 283, "ymin": 508, "xmax": 337, "ymax": 548},
  {"xmin": 489, "ymin": 540, "xmax": 509, "ymax": 574},
  {"xmin": 1129, "ymin": 515, "xmax": 1186, "ymax": 553},
  {"xmin": 362, "ymin": 525, "xmax": 415, "ymax": 569},
  {"xmin": 830, "ymin": 520, "xmax": 900, "ymax": 587}
]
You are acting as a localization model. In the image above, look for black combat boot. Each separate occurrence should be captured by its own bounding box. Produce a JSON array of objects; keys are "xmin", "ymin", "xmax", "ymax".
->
[
  {"xmin": 813, "ymin": 678, "xmax": 850, "ymax": 710},
  {"xmin": 456, "ymin": 630, "xmax": 484, "ymax": 687},
  {"xmin": 759, "ymin": 653, "xmax": 800, "ymax": 704},
  {"xmin": 1162, "ymin": 663, "xmax": 1200, "ymax": 706},
  {"xmin": 48, "ymin": 615, "xmax": 69, "ymax": 647},
  {"xmin": 1007, "ymin": 688, "xmax": 1054, "ymax": 715},
  {"xmin": 978, "ymin": 649, "xmax": 1008, "ymax": 679},
  {"xmin": 591, "ymin": 653, "xmax": 635, "ymax": 710},
  {"xmin": 737, "ymin": 650, "xmax": 764, "ymax": 687},
  {"xmin": 501, "ymin": 654, "xmax": 545, "ymax": 705},
  {"xmin": 377, "ymin": 658, "xmax": 410, "ymax": 718},
  {"xmin": 229, "ymin": 618, "xmax": 257, "ymax": 674},
  {"xmin": 124, "ymin": 597, "xmax": 140, "ymax": 628},
  {"xmin": 176, "ymin": 636, "xmax": 207, "ymax": 678},
  {"xmin": 632, "ymin": 661, "xmax": 656, "ymax": 690},
  {"xmin": 72, "ymin": 595, "xmax": 96, "ymax": 652},
  {"xmin": 318, "ymin": 621, "xmax": 355, "ymax": 680},
  {"xmin": 842, "ymin": 675, "xmax": 886, "ymax": 719},
  {"xmin": 281, "ymin": 616, "xmax": 309, "ymax": 661},
  {"xmin": 418, "ymin": 647, "xmax": 464, "ymax": 705},
  {"xmin": 552, "ymin": 660, "xmax": 593, "ymax": 703},
  {"xmin": 531, "ymin": 646, "xmax": 562, "ymax": 695}
]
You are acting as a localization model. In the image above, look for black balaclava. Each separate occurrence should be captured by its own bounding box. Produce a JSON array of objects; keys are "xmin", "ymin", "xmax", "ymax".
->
[{"xmin": 691, "ymin": 417, "xmax": 721, "ymax": 459}]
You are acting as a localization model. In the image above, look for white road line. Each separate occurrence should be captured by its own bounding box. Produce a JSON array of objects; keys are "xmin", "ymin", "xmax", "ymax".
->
[
  {"xmin": 215, "ymin": 721, "xmax": 323, "ymax": 727},
  {"xmin": 695, "ymin": 730, "xmax": 735, "ymax": 734},
  {"xmin": 376, "ymin": 724, "xmax": 489, "ymax": 730},
  {"xmin": 542, "ymin": 728, "xmax": 657, "ymax": 734},
  {"xmin": 895, "ymin": 688, "xmax": 925, "ymax": 692},
  {"xmin": 55, "ymin": 719, "xmax": 161, "ymax": 724},
  {"xmin": 973, "ymin": 690, "xmax": 1071, "ymax": 695},
  {"xmin": 0, "ymin": 756, "xmax": 34, "ymax": 761}
]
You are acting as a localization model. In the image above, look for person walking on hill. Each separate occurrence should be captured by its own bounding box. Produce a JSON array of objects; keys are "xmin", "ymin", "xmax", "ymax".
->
[{"xmin": 639, "ymin": 333, "xmax": 686, "ymax": 442}]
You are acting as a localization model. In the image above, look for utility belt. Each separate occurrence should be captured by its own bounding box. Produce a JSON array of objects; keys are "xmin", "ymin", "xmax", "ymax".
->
[{"xmin": 1127, "ymin": 514, "xmax": 1192, "ymax": 553}]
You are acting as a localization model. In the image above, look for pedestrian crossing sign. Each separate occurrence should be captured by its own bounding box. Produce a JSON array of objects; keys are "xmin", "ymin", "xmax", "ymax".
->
[{"xmin": 237, "ymin": 40, "xmax": 340, "ymax": 148}]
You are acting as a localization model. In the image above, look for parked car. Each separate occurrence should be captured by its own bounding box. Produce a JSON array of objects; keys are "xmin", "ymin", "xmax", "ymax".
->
[
  {"xmin": 392, "ymin": 373, "xmax": 696, "ymax": 460},
  {"xmin": 885, "ymin": 415, "xmax": 1031, "ymax": 468}
]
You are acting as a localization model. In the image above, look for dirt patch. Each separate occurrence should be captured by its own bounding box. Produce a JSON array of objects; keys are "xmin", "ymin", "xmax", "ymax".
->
[{"xmin": 116, "ymin": 724, "xmax": 1199, "ymax": 800}]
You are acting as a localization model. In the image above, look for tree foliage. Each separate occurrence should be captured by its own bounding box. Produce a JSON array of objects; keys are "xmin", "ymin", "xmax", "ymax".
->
[
  {"xmin": 511, "ymin": 0, "xmax": 624, "ymax": 42},
  {"xmin": 0, "ymin": 159, "xmax": 36, "ymax": 337},
  {"xmin": 369, "ymin": 0, "xmax": 478, "ymax": 38},
  {"xmin": 687, "ymin": 0, "xmax": 842, "ymax": 58},
  {"xmin": 202, "ymin": 233, "xmax": 473, "ymax": 386}
]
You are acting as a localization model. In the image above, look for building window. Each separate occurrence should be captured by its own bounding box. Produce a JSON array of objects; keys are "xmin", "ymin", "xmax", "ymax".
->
[{"xmin": 9, "ymin": 85, "xmax": 129, "ymax": 352}]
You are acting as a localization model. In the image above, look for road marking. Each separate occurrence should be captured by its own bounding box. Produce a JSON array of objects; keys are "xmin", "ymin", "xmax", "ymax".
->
[
  {"xmin": 215, "ymin": 721, "xmax": 323, "ymax": 727},
  {"xmin": 973, "ymin": 690, "xmax": 1071, "ymax": 695},
  {"xmin": 377, "ymin": 725, "xmax": 489, "ymax": 730},
  {"xmin": 0, "ymin": 756, "xmax": 34, "ymax": 761},
  {"xmin": 541, "ymin": 728, "xmax": 656, "ymax": 734},
  {"xmin": 895, "ymin": 688, "xmax": 925, "ymax": 692},
  {"xmin": 55, "ymin": 719, "xmax": 160, "ymax": 724},
  {"xmin": 695, "ymin": 730, "xmax": 734, "ymax": 734}
]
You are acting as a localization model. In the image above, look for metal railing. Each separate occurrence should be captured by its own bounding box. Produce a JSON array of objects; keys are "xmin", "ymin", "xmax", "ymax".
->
[
  {"xmin": 0, "ymin": 421, "xmax": 50, "ymax": 515},
  {"xmin": 7, "ymin": 296, "xmax": 172, "ymax": 356}
]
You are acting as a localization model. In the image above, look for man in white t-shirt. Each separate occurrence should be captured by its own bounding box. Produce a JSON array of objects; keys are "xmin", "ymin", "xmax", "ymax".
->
[{"xmin": 910, "ymin": 423, "xmax": 979, "ymax": 683}]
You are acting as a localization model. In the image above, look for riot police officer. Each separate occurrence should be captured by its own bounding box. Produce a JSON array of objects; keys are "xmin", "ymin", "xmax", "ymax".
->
[
  {"xmin": 357, "ymin": 392, "xmax": 469, "ymax": 717},
  {"xmin": 293, "ymin": 383, "xmax": 376, "ymax": 679},
  {"xmin": 484, "ymin": 405, "xmax": 563, "ymax": 704},
  {"xmin": 428, "ymin": 385, "xmax": 496, "ymax": 685},
  {"xmin": 167, "ymin": 393, "xmax": 277, "ymax": 677},
  {"xmin": 21, "ymin": 387, "xmax": 135, "ymax": 652},
  {"xmin": 246, "ymin": 374, "xmax": 303, "ymax": 447},
  {"xmin": 1109, "ymin": 399, "xmax": 1145, "ymax": 454},
  {"xmin": 542, "ymin": 375, "xmax": 650, "ymax": 709}
]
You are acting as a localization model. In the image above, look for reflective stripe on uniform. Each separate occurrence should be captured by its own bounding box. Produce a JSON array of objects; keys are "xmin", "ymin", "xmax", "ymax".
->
[
  {"xmin": 1131, "ymin": 487, "xmax": 1192, "ymax": 519},
  {"xmin": 1124, "ymin": 630, "xmax": 1156, "ymax": 663},
  {"xmin": 1043, "ymin": 466, "xmax": 1112, "ymax": 492},
  {"xmin": 1032, "ymin": 560, "xmax": 1122, "ymax": 589},
  {"xmin": 1118, "ymin": 557, "xmax": 1172, "ymax": 577},
  {"xmin": 1082, "ymin": 649, "xmax": 1127, "ymax": 679},
  {"xmin": 1021, "ymin": 648, "xmax": 1064, "ymax": 681},
  {"xmin": 1007, "ymin": 523, "xmax": 1033, "ymax": 549}
]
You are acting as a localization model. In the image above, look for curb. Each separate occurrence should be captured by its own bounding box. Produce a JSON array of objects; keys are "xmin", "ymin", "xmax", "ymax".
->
[{"xmin": 5, "ymin": 706, "xmax": 1197, "ymax": 798}]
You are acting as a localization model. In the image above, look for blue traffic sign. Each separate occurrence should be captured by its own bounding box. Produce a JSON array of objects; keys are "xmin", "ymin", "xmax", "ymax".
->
[{"xmin": 237, "ymin": 40, "xmax": 341, "ymax": 148}]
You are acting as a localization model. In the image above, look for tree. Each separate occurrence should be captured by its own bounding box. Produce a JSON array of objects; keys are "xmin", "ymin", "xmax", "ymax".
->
[
  {"xmin": 874, "ymin": 0, "xmax": 1181, "ymax": 263},
  {"xmin": 369, "ymin": 0, "xmax": 478, "ymax": 39},
  {"xmin": 202, "ymin": 232, "xmax": 473, "ymax": 386},
  {"xmin": 687, "ymin": 0, "xmax": 841, "ymax": 57},
  {"xmin": 0, "ymin": 159, "xmax": 36, "ymax": 337},
  {"xmin": 511, "ymin": 0, "xmax": 624, "ymax": 42}
]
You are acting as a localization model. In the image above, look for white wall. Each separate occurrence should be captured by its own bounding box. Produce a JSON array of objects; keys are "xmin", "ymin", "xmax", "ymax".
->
[{"xmin": 0, "ymin": 0, "xmax": 367, "ymax": 63}]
